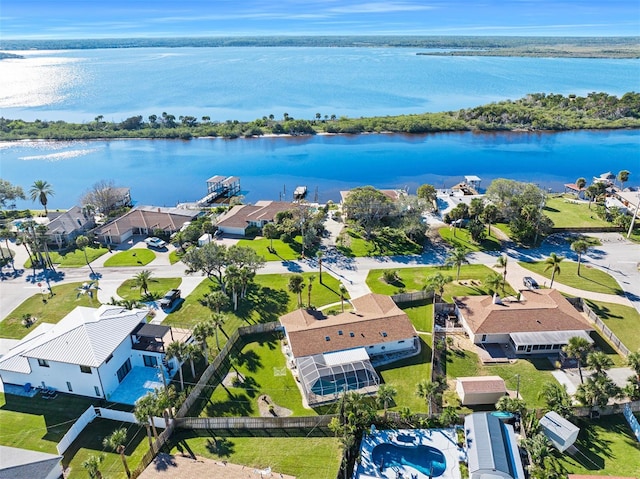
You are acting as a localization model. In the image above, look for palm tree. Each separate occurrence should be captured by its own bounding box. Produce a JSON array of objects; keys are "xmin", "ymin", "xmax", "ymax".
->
[
  {"xmin": 575, "ymin": 375, "xmax": 620, "ymax": 409},
  {"xmin": 262, "ymin": 222, "xmax": 279, "ymax": 251},
  {"xmin": 288, "ymin": 274, "xmax": 305, "ymax": 308},
  {"xmin": 133, "ymin": 270, "xmax": 155, "ymax": 296},
  {"xmin": 495, "ymin": 396, "xmax": 527, "ymax": 415},
  {"xmin": 184, "ymin": 342, "xmax": 201, "ymax": 379},
  {"xmin": 424, "ymin": 272, "xmax": 452, "ymax": 302},
  {"xmin": 193, "ymin": 319, "xmax": 215, "ymax": 363},
  {"xmin": 29, "ymin": 180, "xmax": 54, "ymax": 215},
  {"xmin": 339, "ymin": 284, "xmax": 348, "ymax": 312},
  {"xmin": 586, "ymin": 351, "xmax": 614, "ymax": 377},
  {"xmin": 544, "ymin": 252, "xmax": 564, "ymax": 288},
  {"xmin": 415, "ymin": 380, "xmax": 439, "ymax": 417},
  {"xmin": 480, "ymin": 204, "xmax": 499, "ymax": 237},
  {"xmin": 575, "ymin": 177, "xmax": 587, "ymax": 191},
  {"xmin": 585, "ymin": 184, "xmax": 600, "ymax": 209},
  {"xmin": 538, "ymin": 382, "xmax": 573, "ymax": 418},
  {"xmin": 617, "ymin": 170, "xmax": 630, "ymax": 189},
  {"xmin": 485, "ymin": 272, "xmax": 505, "ymax": 295},
  {"xmin": 82, "ymin": 454, "xmax": 105, "ymax": 479},
  {"xmin": 563, "ymin": 335, "xmax": 592, "ymax": 383},
  {"xmin": 494, "ymin": 254, "xmax": 508, "ymax": 282},
  {"xmin": 571, "ymin": 239, "xmax": 590, "ymax": 276},
  {"xmin": 307, "ymin": 274, "xmax": 316, "ymax": 308},
  {"xmin": 627, "ymin": 350, "xmax": 640, "ymax": 381},
  {"xmin": 165, "ymin": 341, "xmax": 188, "ymax": 390},
  {"xmin": 134, "ymin": 392, "xmax": 160, "ymax": 446},
  {"xmin": 316, "ymin": 250, "xmax": 323, "ymax": 283},
  {"xmin": 103, "ymin": 428, "xmax": 131, "ymax": 478},
  {"xmin": 203, "ymin": 290, "xmax": 229, "ymax": 314},
  {"xmin": 376, "ymin": 384, "xmax": 397, "ymax": 420},
  {"xmin": 75, "ymin": 234, "xmax": 95, "ymax": 276},
  {"xmin": 446, "ymin": 247, "xmax": 469, "ymax": 281},
  {"xmin": 0, "ymin": 227, "xmax": 16, "ymax": 274}
]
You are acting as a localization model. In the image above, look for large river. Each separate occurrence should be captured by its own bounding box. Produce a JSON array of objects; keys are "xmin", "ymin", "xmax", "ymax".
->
[{"xmin": 0, "ymin": 47, "xmax": 638, "ymax": 209}]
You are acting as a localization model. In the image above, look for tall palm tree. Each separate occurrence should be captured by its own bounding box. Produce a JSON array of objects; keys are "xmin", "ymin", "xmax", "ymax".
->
[
  {"xmin": 134, "ymin": 392, "xmax": 160, "ymax": 446},
  {"xmin": 424, "ymin": 272, "xmax": 452, "ymax": 302},
  {"xmin": 339, "ymin": 284, "xmax": 348, "ymax": 312},
  {"xmin": 563, "ymin": 336, "xmax": 592, "ymax": 383},
  {"xmin": 585, "ymin": 184, "xmax": 599, "ymax": 209},
  {"xmin": 75, "ymin": 235, "xmax": 95, "ymax": 276},
  {"xmin": 203, "ymin": 290, "xmax": 229, "ymax": 314},
  {"xmin": 193, "ymin": 318, "xmax": 215, "ymax": 363},
  {"xmin": 586, "ymin": 351, "xmax": 614, "ymax": 377},
  {"xmin": 617, "ymin": 170, "xmax": 630, "ymax": 189},
  {"xmin": 316, "ymin": 251, "xmax": 323, "ymax": 283},
  {"xmin": 133, "ymin": 270, "xmax": 155, "ymax": 296},
  {"xmin": 184, "ymin": 342, "xmax": 201, "ymax": 379},
  {"xmin": 494, "ymin": 254, "xmax": 508, "ymax": 282},
  {"xmin": 29, "ymin": 180, "xmax": 54, "ymax": 215},
  {"xmin": 165, "ymin": 341, "xmax": 188, "ymax": 390},
  {"xmin": 446, "ymin": 247, "xmax": 469, "ymax": 281},
  {"xmin": 82, "ymin": 454, "xmax": 105, "ymax": 479},
  {"xmin": 288, "ymin": 274, "xmax": 305, "ymax": 307},
  {"xmin": 480, "ymin": 204, "xmax": 498, "ymax": 237},
  {"xmin": 485, "ymin": 272, "xmax": 505, "ymax": 295},
  {"xmin": 376, "ymin": 384, "xmax": 397, "ymax": 420},
  {"xmin": 544, "ymin": 252, "xmax": 564, "ymax": 288},
  {"xmin": 307, "ymin": 274, "xmax": 316, "ymax": 308},
  {"xmin": 0, "ymin": 227, "xmax": 16, "ymax": 274},
  {"xmin": 103, "ymin": 428, "xmax": 131, "ymax": 478},
  {"xmin": 571, "ymin": 239, "xmax": 590, "ymax": 276},
  {"xmin": 575, "ymin": 177, "xmax": 587, "ymax": 191},
  {"xmin": 575, "ymin": 375, "xmax": 620, "ymax": 409},
  {"xmin": 415, "ymin": 380, "xmax": 439, "ymax": 417}
]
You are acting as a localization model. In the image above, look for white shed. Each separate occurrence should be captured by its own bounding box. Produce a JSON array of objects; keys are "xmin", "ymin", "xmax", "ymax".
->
[
  {"xmin": 198, "ymin": 233, "xmax": 213, "ymax": 246},
  {"xmin": 456, "ymin": 376, "xmax": 507, "ymax": 406},
  {"xmin": 539, "ymin": 411, "xmax": 580, "ymax": 452}
]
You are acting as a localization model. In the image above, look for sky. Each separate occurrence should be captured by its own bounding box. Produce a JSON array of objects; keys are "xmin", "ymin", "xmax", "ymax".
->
[{"xmin": 1, "ymin": 0, "xmax": 639, "ymax": 39}]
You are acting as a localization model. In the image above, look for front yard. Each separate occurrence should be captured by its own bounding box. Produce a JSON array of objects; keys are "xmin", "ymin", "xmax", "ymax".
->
[
  {"xmin": 24, "ymin": 245, "xmax": 108, "ymax": 268},
  {"xmin": 439, "ymin": 226, "xmax": 502, "ymax": 252},
  {"xmin": 103, "ymin": 249, "xmax": 156, "ymax": 266},
  {"xmin": 117, "ymin": 277, "xmax": 182, "ymax": 301},
  {"xmin": 336, "ymin": 227, "xmax": 423, "ymax": 257},
  {"xmin": 237, "ymin": 236, "xmax": 304, "ymax": 261}
]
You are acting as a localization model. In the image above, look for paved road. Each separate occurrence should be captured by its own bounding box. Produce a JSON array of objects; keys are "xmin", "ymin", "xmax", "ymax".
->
[{"xmin": 1, "ymin": 229, "xmax": 638, "ymax": 322}]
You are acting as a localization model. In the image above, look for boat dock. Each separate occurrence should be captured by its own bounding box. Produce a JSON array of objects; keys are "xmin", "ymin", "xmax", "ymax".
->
[
  {"xmin": 293, "ymin": 186, "xmax": 307, "ymax": 200},
  {"xmin": 197, "ymin": 175, "xmax": 241, "ymax": 205}
]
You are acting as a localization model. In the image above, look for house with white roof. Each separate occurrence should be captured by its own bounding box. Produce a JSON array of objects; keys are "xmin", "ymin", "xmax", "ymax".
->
[
  {"xmin": 279, "ymin": 294, "xmax": 419, "ymax": 406},
  {"xmin": 0, "ymin": 305, "xmax": 191, "ymax": 404},
  {"xmin": 539, "ymin": 411, "xmax": 580, "ymax": 452}
]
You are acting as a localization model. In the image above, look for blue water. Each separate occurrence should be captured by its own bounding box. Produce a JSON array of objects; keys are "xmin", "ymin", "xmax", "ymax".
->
[
  {"xmin": 372, "ymin": 443, "xmax": 446, "ymax": 477},
  {"xmin": 1, "ymin": 130, "xmax": 638, "ymax": 210},
  {"xmin": 491, "ymin": 411, "xmax": 516, "ymax": 419},
  {"xmin": 1, "ymin": 47, "xmax": 638, "ymax": 122}
]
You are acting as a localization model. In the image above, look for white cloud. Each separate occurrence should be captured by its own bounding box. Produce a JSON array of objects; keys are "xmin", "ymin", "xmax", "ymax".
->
[{"xmin": 329, "ymin": 2, "xmax": 436, "ymax": 14}]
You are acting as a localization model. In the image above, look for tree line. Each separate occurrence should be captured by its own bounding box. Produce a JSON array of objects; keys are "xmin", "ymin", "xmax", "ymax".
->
[{"xmin": 1, "ymin": 92, "xmax": 638, "ymax": 140}]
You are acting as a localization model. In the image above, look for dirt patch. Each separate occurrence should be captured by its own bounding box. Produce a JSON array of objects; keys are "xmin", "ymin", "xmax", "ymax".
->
[{"xmin": 257, "ymin": 394, "xmax": 293, "ymax": 417}]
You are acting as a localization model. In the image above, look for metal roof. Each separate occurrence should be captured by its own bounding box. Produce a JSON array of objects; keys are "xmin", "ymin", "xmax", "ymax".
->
[
  {"xmin": 510, "ymin": 329, "xmax": 592, "ymax": 347},
  {"xmin": 323, "ymin": 347, "xmax": 369, "ymax": 366},
  {"xmin": 0, "ymin": 445, "xmax": 61, "ymax": 479},
  {"xmin": 540, "ymin": 411, "xmax": 580, "ymax": 452}
]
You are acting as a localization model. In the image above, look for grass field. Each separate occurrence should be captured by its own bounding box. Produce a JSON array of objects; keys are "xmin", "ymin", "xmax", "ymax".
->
[
  {"xmin": 519, "ymin": 260, "xmax": 624, "ymax": 296},
  {"xmin": 0, "ymin": 393, "xmax": 148, "ymax": 479},
  {"xmin": 337, "ymin": 228, "xmax": 423, "ymax": 257},
  {"xmin": 367, "ymin": 264, "xmax": 516, "ymax": 301},
  {"xmin": 171, "ymin": 435, "xmax": 342, "ymax": 479},
  {"xmin": 116, "ymin": 277, "xmax": 182, "ymax": 301},
  {"xmin": 103, "ymin": 249, "xmax": 156, "ymax": 266},
  {"xmin": 24, "ymin": 246, "xmax": 108, "ymax": 269},
  {"xmin": 556, "ymin": 414, "xmax": 640, "ymax": 477},
  {"xmin": 585, "ymin": 299, "xmax": 640, "ymax": 353},
  {"xmin": 400, "ymin": 300, "xmax": 433, "ymax": 333},
  {"xmin": 543, "ymin": 196, "xmax": 612, "ymax": 228},
  {"xmin": 0, "ymin": 282, "xmax": 97, "ymax": 339},
  {"xmin": 439, "ymin": 226, "xmax": 502, "ymax": 252},
  {"xmin": 237, "ymin": 236, "xmax": 304, "ymax": 261}
]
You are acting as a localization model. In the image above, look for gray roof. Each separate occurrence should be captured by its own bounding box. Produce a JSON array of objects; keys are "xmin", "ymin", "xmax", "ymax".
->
[
  {"xmin": 464, "ymin": 413, "xmax": 525, "ymax": 479},
  {"xmin": 46, "ymin": 205, "xmax": 92, "ymax": 235},
  {"xmin": 0, "ymin": 306, "xmax": 147, "ymax": 373},
  {"xmin": 0, "ymin": 445, "xmax": 62, "ymax": 479},
  {"xmin": 510, "ymin": 329, "xmax": 593, "ymax": 347},
  {"xmin": 540, "ymin": 411, "xmax": 580, "ymax": 450}
]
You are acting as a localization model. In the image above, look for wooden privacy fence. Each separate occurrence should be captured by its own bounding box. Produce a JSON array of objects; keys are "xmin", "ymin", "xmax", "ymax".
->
[
  {"xmin": 175, "ymin": 415, "xmax": 335, "ymax": 434},
  {"xmin": 392, "ymin": 290, "xmax": 433, "ymax": 304}
]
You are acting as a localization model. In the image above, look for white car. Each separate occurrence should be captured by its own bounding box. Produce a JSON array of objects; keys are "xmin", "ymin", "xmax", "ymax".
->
[{"xmin": 144, "ymin": 237, "xmax": 167, "ymax": 249}]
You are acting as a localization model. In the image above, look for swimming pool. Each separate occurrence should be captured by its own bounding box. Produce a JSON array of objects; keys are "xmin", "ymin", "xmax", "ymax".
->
[{"xmin": 372, "ymin": 443, "xmax": 446, "ymax": 477}]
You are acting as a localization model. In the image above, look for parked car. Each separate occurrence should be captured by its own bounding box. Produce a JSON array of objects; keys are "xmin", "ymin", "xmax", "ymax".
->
[
  {"xmin": 144, "ymin": 237, "xmax": 167, "ymax": 249},
  {"xmin": 159, "ymin": 289, "xmax": 181, "ymax": 309},
  {"xmin": 523, "ymin": 277, "xmax": 539, "ymax": 289}
]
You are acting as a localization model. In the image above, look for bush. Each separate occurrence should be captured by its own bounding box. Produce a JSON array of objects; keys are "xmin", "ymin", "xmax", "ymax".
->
[{"xmin": 382, "ymin": 270, "xmax": 400, "ymax": 284}]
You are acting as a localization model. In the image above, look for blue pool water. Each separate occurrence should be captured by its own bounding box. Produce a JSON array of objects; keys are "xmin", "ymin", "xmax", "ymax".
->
[
  {"xmin": 492, "ymin": 411, "xmax": 516, "ymax": 419},
  {"xmin": 372, "ymin": 443, "xmax": 447, "ymax": 477}
]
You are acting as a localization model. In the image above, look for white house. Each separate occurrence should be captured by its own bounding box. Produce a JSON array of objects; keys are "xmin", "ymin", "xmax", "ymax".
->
[
  {"xmin": 0, "ymin": 445, "xmax": 62, "ymax": 479},
  {"xmin": 279, "ymin": 294, "xmax": 419, "ymax": 406},
  {"xmin": 456, "ymin": 376, "xmax": 507, "ymax": 406},
  {"xmin": 0, "ymin": 305, "xmax": 191, "ymax": 403},
  {"xmin": 539, "ymin": 411, "xmax": 580, "ymax": 452}
]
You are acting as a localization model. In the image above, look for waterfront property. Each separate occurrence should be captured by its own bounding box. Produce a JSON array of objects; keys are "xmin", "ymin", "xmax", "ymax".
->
[
  {"xmin": 43, "ymin": 206, "xmax": 96, "ymax": 249},
  {"xmin": 198, "ymin": 175, "xmax": 241, "ymax": 205},
  {"xmin": 215, "ymin": 200, "xmax": 295, "ymax": 236},
  {"xmin": 354, "ymin": 428, "xmax": 462, "ymax": 479},
  {"xmin": 456, "ymin": 376, "xmax": 507, "ymax": 406},
  {"xmin": 93, "ymin": 205, "xmax": 197, "ymax": 244},
  {"xmin": 0, "ymin": 305, "xmax": 191, "ymax": 404},
  {"xmin": 453, "ymin": 289, "xmax": 593, "ymax": 355},
  {"xmin": 279, "ymin": 294, "xmax": 419, "ymax": 406},
  {"xmin": 464, "ymin": 412, "xmax": 525, "ymax": 479}
]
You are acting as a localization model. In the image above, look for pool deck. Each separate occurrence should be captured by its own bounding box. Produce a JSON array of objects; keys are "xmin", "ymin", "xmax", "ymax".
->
[{"xmin": 354, "ymin": 428, "xmax": 464, "ymax": 479}]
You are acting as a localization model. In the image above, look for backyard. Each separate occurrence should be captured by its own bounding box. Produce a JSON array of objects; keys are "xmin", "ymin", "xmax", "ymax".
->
[
  {"xmin": 336, "ymin": 227, "xmax": 423, "ymax": 257},
  {"xmin": 584, "ymin": 299, "xmax": 640, "ymax": 353},
  {"xmin": 543, "ymin": 196, "xmax": 613, "ymax": 229}
]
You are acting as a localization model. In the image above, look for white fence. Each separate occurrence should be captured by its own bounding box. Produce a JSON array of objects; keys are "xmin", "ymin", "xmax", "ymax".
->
[{"xmin": 57, "ymin": 406, "xmax": 165, "ymax": 455}]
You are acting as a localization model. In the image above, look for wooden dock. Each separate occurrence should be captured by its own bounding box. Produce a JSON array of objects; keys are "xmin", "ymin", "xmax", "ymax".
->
[{"xmin": 197, "ymin": 175, "xmax": 241, "ymax": 205}]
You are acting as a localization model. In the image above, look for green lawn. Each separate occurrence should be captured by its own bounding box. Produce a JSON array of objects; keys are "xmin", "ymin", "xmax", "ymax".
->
[
  {"xmin": 557, "ymin": 414, "xmax": 640, "ymax": 478},
  {"xmin": 543, "ymin": 196, "xmax": 612, "ymax": 228},
  {"xmin": 169, "ymin": 250, "xmax": 182, "ymax": 265},
  {"xmin": 493, "ymin": 223, "xmax": 512, "ymax": 239},
  {"xmin": 0, "ymin": 393, "xmax": 148, "ymax": 479},
  {"xmin": 400, "ymin": 300, "xmax": 433, "ymax": 333},
  {"xmin": 103, "ymin": 248, "xmax": 156, "ymax": 266},
  {"xmin": 377, "ymin": 337, "xmax": 433, "ymax": 413},
  {"xmin": 443, "ymin": 348, "xmax": 555, "ymax": 408},
  {"xmin": 584, "ymin": 299, "xmax": 640, "ymax": 353},
  {"xmin": 438, "ymin": 226, "xmax": 502, "ymax": 252},
  {"xmin": 367, "ymin": 264, "xmax": 516, "ymax": 301},
  {"xmin": 519, "ymin": 260, "xmax": 624, "ymax": 296},
  {"xmin": 0, "ymin": 282, "xmax": 98, "ymax": 339},
  {"xmin": 237, "ymin": 236, "xmax": 304, "ymax": 261},
  {"xmin": 171, "ymin": 435, "xmax": 341, "ymax": 479},
  {"xmin": 117, "ymin": 277, "xmax": 182, "ymax": 301},
  {"xmin": 25, "ymin": 246, "xmax": 108, "ymax": 269},
  {"xmin": 337, "ymin": 228, "xmax": 423, "ymax": 257},
  {"xmin": 204, "ymin": 332, "xmax": 313, "ymax": 417}
]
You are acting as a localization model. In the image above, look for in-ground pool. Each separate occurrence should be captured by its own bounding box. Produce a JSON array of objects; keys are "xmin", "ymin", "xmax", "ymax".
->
[
  {"xmin": 491, "ymin": 411, "xmax": 515, "ymax": 419},
  {"xmin": 372, "ymin": 443, "xmax": 446, "ymax": 477}
]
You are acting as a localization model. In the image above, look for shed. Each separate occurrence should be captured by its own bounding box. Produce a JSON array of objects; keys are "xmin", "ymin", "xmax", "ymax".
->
[
  {"xmin": 456, "ymin": 376, "xmax": 507, "ymax": 406},
  {"xmin": 539, "ymin": 411, "xmax": 580, "ymax": 452},
  {"xmin": 198, "ymin": 233, "xmax": 212, "ymax": 246}
]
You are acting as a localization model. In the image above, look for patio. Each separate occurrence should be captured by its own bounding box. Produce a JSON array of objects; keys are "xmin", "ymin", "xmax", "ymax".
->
[{"xmin": 109, "ymin": 366, "xmax": 172, "ymax": 405}]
